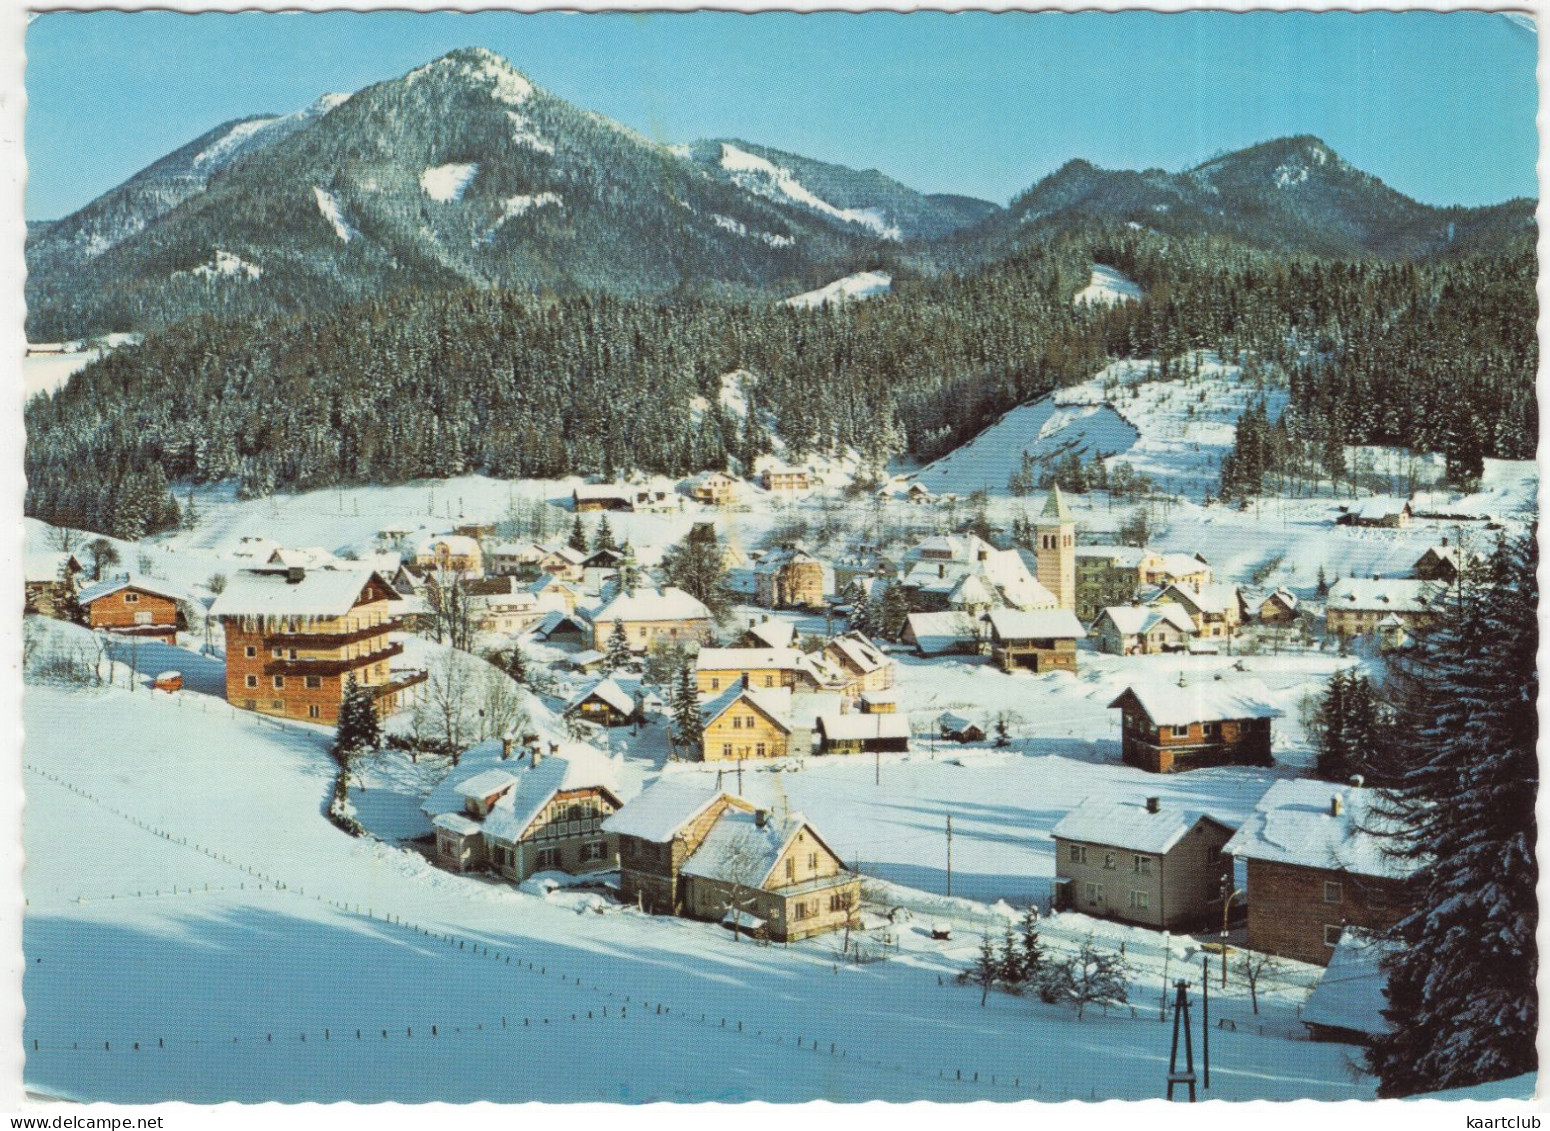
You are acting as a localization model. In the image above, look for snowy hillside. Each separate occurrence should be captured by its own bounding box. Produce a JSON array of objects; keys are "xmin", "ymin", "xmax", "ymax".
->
[
  {"xmin": 719, "ymin": 143, "xmax": 902, "ymax": 241},
  {"xmin": 1072, "ymin": 264, "xmax": 1142, "ymax": 307},
  {"xmin": 784, "ymin": 270, "xmax": 892, "ymax": 309}
]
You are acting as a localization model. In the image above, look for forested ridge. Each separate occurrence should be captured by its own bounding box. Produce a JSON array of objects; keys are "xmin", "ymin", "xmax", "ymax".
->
[{"xmin": 26, "ymin": 222, "xmax": 1537, "ymax": 539}]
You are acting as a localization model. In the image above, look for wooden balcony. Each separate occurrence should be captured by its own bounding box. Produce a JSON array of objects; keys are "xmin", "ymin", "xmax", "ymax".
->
[{"xmin": 263, "ymin": 640, "xmax": 404, "ymax": 677}]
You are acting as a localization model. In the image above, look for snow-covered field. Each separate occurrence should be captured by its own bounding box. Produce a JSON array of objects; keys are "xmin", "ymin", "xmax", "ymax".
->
[
  {"xmin": 784, "ymin": 271, "xmax": 893, "ymax": 309},
  {"xmin": 1073, "ymin": 264, "xmax": 1143, "ymax": 307}
]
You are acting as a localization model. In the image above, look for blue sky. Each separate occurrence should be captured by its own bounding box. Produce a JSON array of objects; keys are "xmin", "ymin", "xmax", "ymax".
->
[{"xmin": 25, "ymin": 9, "xmax": 1537, "ymax": 221}]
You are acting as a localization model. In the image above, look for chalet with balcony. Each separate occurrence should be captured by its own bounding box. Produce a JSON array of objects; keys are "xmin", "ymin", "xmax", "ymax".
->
[
  {"xmin": 986, "ymin": 607, "xmax": 1086, "ymax": 673},
  {"xmin": 686, "ymin": 470, "xmax": 741, "ymax": 507},
  {"xmin": 1224, "ymin": 780, "xmax": 1415, "ymax": 966},
  {"xmin": 760, "ymin": 466, "xmax": 811, "ymax": 492},
  {"xmin": 1108, "ymin": 676, "xmax": 1281, "ymax": 773},
  {"xmin": 75, "ymin": 576, "xmax": 186, "ymax": 646},
  {"xmin": 1052, "ymin": 796, "xmax": 1236, "ymax": 930},
  {"xmin": 211, "ymin": 566, "xmax": 424, "ymax": 724},
  {"xmin": 605, "ymin": 780, "xmax": 751, "ymax": 914},
  {"xmin": 424, "ymin": 737, "xmax": 625, "ymax": 883}
]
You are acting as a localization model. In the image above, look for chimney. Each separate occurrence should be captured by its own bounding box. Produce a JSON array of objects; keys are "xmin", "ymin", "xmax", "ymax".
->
[
  {"xmin": 741, "ymin": 672, "xmax": 750, "ymax": 689},
  {"xmin": 977, "ymin": 548, "xmax": 989, "ymax": 562},
  {"xmin": 938, "ymin": 563, "xmax": 946, "ymax": 579},
  {"xmin": 1349, "ymin": 774, "xmax": 1365, "ymax": 789},
  {"xmin": 286, "ymin": 566, "xmax": 305, "ymax": 584},
  {"xmin": 1372, "ymin": 573, "xmax": 1381, "ymax": 582},
  {"xmin": 755, "ymin": 809, "xmax": 769, "ymax": 828},
  {"xmin": 1145, "ymin": 797, "xmax": 1160, "ymax": 814},
  {"xmin": 1441, "ymin": 536, "xmax": 1449, "ymax": 547},
  {"xmin": 1331, "ymin": 795, "xmax": 1343, "ymax": 817},
  {"xmin": 531, "ymin": 744, "xmax": 545, "ymax": 768}
]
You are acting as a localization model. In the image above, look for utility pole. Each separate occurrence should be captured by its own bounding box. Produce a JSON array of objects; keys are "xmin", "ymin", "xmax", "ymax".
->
[
  {"xmin": 1166, "ymin": 979, "xmax": 1196, "ymax": 1102},
  {"xmin": 737, "ymin": 757, "xmax": 744, "ymax": 795},
  {"xmin": 1201, "ymin": 957, "xmax": 1211, "ymax": 1091},
  {"xmin": 945, "ymin": 815, "xmax": 953, "ymax": 898},
  {"xmin": 875, "ymin": 747, "xmax": 880, "ymax": 787}
]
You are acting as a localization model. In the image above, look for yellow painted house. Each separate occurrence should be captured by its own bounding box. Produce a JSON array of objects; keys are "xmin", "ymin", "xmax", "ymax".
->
[{"xmin": 699, "ymin": 684, "xmax": 794, "ymax": 762}]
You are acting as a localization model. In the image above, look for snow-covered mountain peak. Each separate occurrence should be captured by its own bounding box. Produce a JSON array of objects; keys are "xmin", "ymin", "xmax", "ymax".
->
[{"xmin": 405, "ymin": 47, "xmax": 535, "ymax": 107}]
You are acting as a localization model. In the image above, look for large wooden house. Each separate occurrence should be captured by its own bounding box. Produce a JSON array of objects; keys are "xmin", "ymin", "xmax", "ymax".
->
[
  {"xmin": 753, "ymin": 543, "xmax": 832, "ymax": 610},
  {"xmin": 24, "ymin": 551, "xmax": 83, "ymax": 620},
  {"xmin": 1325, "ymin": 578, "xmax": 1442, "ymax": 638},
  {"xmin": 1413, "ymin": 540, "xmax": 1465, "ymax": 583},
  {"xmin": 211, "ymin": 566, "xmax": 425, "ymax": 724},
  {"xmin": 424, "ymin": 738, "xmax": 624, "ymax": 883},
  {"xmin": 1225, "ymin": 780, "xmax": 1414, "ymax": 966},
  {"xmin": 573, "ymin": 484, "xmax": 675, "ymax": 513},
  {"xmin": 605, "ymin": 782, "xmax": 859, "ymax": 941},
  {"xmin": 695, "ymin": 647, "xmax": 819, "ymax": 694},
  {"xmin": 985, "ymin": 607, "xmax": 1086, "ymax": 673},
  {"xmin": 1160, "ymin": 582, "xmax": 1242, "ymax": 639},
  {"xmin": 686, "ymin": 470, "xmax": 741, "ymax": 507},
  {"xmin": 413, "ymin": 534, "xmax": 483, "ymax": 578},
  {"xmin": 586, "ymin": 586, "xmax": 714, "ymax": 653},
  {"xmin": 605, "ymin": 781, "xmax": 750, "ymax": 913},
  {"xmin": 1108, "ymin": 677, "xmax": 1280, "ymax": 773},
  {"xmin": 760, "ymin": 466, "xmax": 811, "ymax": 492},
  {"xmin": 75, "ymin": 576, "xmax": 186, "ymax": 646},
  {"xmin": 1052, "ymin": 796, "xmax": 1236, "ymax": 930},
  {"xmin": 699, "ymin": 684, "xmax": 794, "ymax": 762}
]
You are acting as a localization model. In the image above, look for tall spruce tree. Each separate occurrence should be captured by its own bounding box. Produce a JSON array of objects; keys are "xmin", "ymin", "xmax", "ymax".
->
[
  {"xmin": 593, "ymin": 514, "xmax": 619, "ymax": 554},
  {"xmin": 568, "ymin": 514, "xmax": 589, "ymax": 554},
  {"xmin": 670, "ymin": 664, "xmax": 704, "ymax": 759},
  {"xmin": 604, "ymin": 619, "xmax": 633, "ymax": 672},
  {"xmin": 330, "ymin": 674, "xmax": 381, "ymax": 766},
  {"xmin": 1367, "ymin": 534, "xmax": 1538, "ymax": 1096}
]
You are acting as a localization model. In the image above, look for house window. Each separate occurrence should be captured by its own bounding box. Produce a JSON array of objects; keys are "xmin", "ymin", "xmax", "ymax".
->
[
  {"xmin": 786, "ymin": 858, "xmax": 795, "ymax": 880},
  {"xmin": 1103, "ymin": 852, "xmax": 1117, "ymax": 871},
  {"xmin": 808, "ymin": 853, "xmax": 818, "ymax": 870},
  {"xmin": 308, "ymin": 705, "xmax": 321, "ymax": 719},
  {"xmin": 1067, "ymin": 845, "xmax": 1088, "ymax": 865},
  {"xmin": 711, "ymin": 678, "xmax": 720, "ymax": 691},
  {"xmin": 273, "ymin": 675, "xmax": 285, "ymax": 690},
  {"xmin": 243, "ymin": 699, "xmax": 257, "ymax": 710},
  {"xmin": 245, "ymin": 675, "xmax": 259, "ymax": 689},
  {"xmin": 1203, "ymin": 722, "xmax": 1220, "ymax": 738},
  {"xmin": 1368, "ymin": 887, "xmax": 1389, "ymax": 909},
  {"xmin": 1323, "ymin": 881, "xmax": 1343, "ymax": 904},
  {"xmin": 764, "ymin": 675, "xmax": 774, "ymax": 688},
  {"xmin": 1128, "ymin": 890, "xmax": 1150, "ymax": 911},
  {"xmin": 123, "ymin": 592, "xmax": 139, "ymax": 604},
  {"xmin": 271, "ymin": 700, "xmax": 283, "ymax": 710},
  {"xmin": 1133, "ymin": 855, "xmax": 1153, "ymax": 876},
  {"xmin": 731, "ymin": 716, "xmax": 742, "ymax": 730},
  {"xmin": 537, "ymin": 848, "xmax": 560, "ymax": 870},
  {"xmin": 722, "ymin": 744, "xmax": 732, "ymax": 758},
  {"xmin": 244, "ymin": 646, "xmax": 257, "ymax": 659},
  {"xmin": 272, "ymin": 648, "xmax": 283, "ymax": 659},
  {"xmin": 756, "ymin": 743, "xmax": 766, "ymax": 758},
  {"xmin": 1324, "ymin": 924, "xmax": 1344, "ymax": 948},
  {"xmin": 305, "ymin": 676, "xmax": 322, "ymax": 690},
  {"xmin": 1085, "ymin": 882, "xmax": 1104, "ymax": 904}
]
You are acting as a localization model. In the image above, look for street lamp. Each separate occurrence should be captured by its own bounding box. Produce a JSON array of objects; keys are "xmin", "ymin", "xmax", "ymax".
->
[{"xmin": 1218, "ymin": 873, "xmax": 1244, "ymax": 988}]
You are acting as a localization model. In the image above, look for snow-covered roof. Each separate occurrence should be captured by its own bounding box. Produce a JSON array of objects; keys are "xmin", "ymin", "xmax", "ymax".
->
[
  {"xmin": 567, "ymin": 675, "xmax": 638, "ymax": 717},
  {"xmin": 818, "ymin": 713, "xmax": 910, "ymax": 741},
  {"xmin": 697, "ymin": 647, "xmax": 807, "ymax": 672},
  {"xmin": 1223, "ymin": 779, "xmax": 1416, "ymax": 880},
  {"xmin": 573, "ymin": 483, "xmax": 633, "ymax": 502},
  {"xmin": 1416, "ymin": 544, "xmax": 1461, "ymax": 566},
  {"xmin": 529, "ymin": 610, "xmax": 589, "ymax": 638},
  {"xmin": 482, "ymin": 744, "xmax": 625, "ymax": 844},
  {"xmin": 1301, "ymin": 929, "xmax": 1399, "ymax": 1038},
  {"xmin": 1164, "ymin": 582, "xmax": 1240, "ymax": 615},
  {"xmin": 700, "ymin": 685, "xmax": 792, "ymax": 731},
  {"xmin": 1052, "ymin": 797, "xmax": 1233, "ymax": 855},
  {"xmin": 416, "ymin": 534, "xmax": 481, "ymax": 557},
  {"xmin": 210, "ymin": 567, "xmax": 398, "ymax": 619},
  {"xmin": 1351, "ymin": 497, "xmax": 1412, "ymax": 521},
  {"xmin": 905, "ymin": 611, "xmax": 981, "ymax": 654},
  {"xmin": 455, "ymin": 769, "xmax": 519, "ymax": 801},
  {"xmin": 268, "ymin": 546, "xmax": 340, "ymax": 569},
  {"xmin": 1259, "ymin": 588, "xmax": 1299, "ymax": 612},
  {"xmin": 1109, "ymin": 677, "xmax": 1283, "ymax": 726},
  {"xmin": 589, "ymin": 586, "xmax": 711, "ymax": 625},
  {"xmin": 601, "ymin": 779, "xmax": 727, "ymax": 842},
  {"xmin": 827, "ymin": 633, "xmax": 888, "ymax": 674},
  {"xmin": 1155, "ymin": 552, "xmax": 1210, "ymax": 578},
  {"xmin": 1096, "ymin": 604, "xmax": 1196, "ymax": 637},
  {"xmin": 681, "ymin": 808, "xmax": 804, "ymax": 887},
  {"xmin": 1327, "ymin": 578, "xmax": 1440, "ymax": 614},
  {"xmin": 986, "ymin": 607, "xmax": 1087, "ymax": 641},
  {"xmin": 76, "ymin": 575, "xmax": 190, "ymax": 607},
  {"xmin": 754, "ymin": 543, "xmax": 825, "ymax": 574},
  {"xmin": 23, "ymin": 552, "xmax": 79, "ymax": 583},
  {"xmin": 433, "ymin": 813, "xmax": 482, "ymax": 837},
  {"xmin": 1074, "ymin": 545, "xmax": 1150, "ymax": 567},
  {"xmin": 742, "ymin": 619, "xmax": 796, "ymax": 650},
  {"xmin": 936, "ymin": 711, "xmax": 980, "ymax": 735}
]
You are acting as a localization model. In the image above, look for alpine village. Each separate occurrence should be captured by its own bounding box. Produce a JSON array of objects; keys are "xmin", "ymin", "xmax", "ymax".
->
[{"xmin": 20, "ymin": 43, "xmax": 1537, "ymax": 1107}]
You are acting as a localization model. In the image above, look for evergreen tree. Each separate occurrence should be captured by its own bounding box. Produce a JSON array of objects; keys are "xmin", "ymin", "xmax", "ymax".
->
[
  {"xmin": 604, "ymin": 619, "xmax": 633, "ymax": 672},
  {"xmin": 330, "ymin": 674, "xmax": 381, "ymax": 767},
  {"xmin": 670, "ymin": 664, "xmax": 704, "ymax": 759},
  {"xmin": 616, "ymin": 541, "xmax": 643, "ymax": 595},
  {"xmin": 879, "ymin": 580, "xmax": 911, "ymax": 642},
  {"xmin": 969, "ymin": 933, "xmax": 999, "ymax": 1006},
  {"xmin": 593, "ymin": 514, "xmax": 619, "ymax": 554},
  {"xmin": 660, "ymin": 522, "xmax": 732, "ymax": 618},
  {"xmin": 1017, "ymin": 905, "xmax": 1046, "ymax": 985},
  {"xmin": 1368, "ymin": 534, "xmax": 1538, "ymax": 1096},
  {"xmin": 502, "ymin": 643, "xmax": 528, "ymax": 687},
  {"xmin": 568, "ymin": 514, "xmax": 589, "ymax": 554},
  {"xmin": 1315, "ymin": 564, "xmax": 1330, "ymax": 597}
]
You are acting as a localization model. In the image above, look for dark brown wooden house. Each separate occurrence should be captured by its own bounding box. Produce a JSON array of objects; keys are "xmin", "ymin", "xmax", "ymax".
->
[{"xmin": 1108, "ymin": 676, "xmax": 1280, "ymax": 773}]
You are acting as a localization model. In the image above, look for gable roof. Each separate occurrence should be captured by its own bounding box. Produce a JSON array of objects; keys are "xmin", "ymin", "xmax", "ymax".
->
[
  {"xmin": 679, "ymin": 808, "xmax": 843, "ymax": 889},
  {"xmin": 700, "ymin": 685, "xmax": 793, "ymax": 731},
  {"xmin": 76, "ymin": 574, "xmax": 191, "ymax": 608},
  {"xmin": 696, "ymin": 647, "xmax": 808, "ymax": 672},
  {"xmin": 23, "ymin": 552, "xmax": 81, "ymax": 584},
  {"xmin": 1108, "ymin": 677, "xmax": 1283, "ymax": 727},
  {"xmin": 590, "ymin": 586, "xmax": 711, "ymax": 625},
  {"xmin": 742, "ymin": 619, "xmax": 797, "ymax": 650},
  {"xmin": 1222, "ymin": 779, "xmax": 1415, "ymax": 880},
  {"xmin": 817, "ymin": 712, "xmax": 911, "ymax": 742},
  {"xmin": 905, "ymin": 611, "xmax": 981, "ymax": 654},
  {"xmin": 1327, "ymin": 578, "xmax": 1440, "ymax": 614},
  {"xmin": 826, "ymin": 632, "xmax": 888, "ymax": 674},
  {"xmin": 1096, "ymin": 604, "xmax": 1196, "ymax": 637},
  {"xmin": 1052, "ymin": 797, "xmax": 1234, "ymax": 855},
  {"xmin": 1351, "ymin": 497, "xmax": 1412, "ymax": 522},
  {"xmin": 986, "ymin": 607, "xmax": 1087, "ymax": 641},
  {"xmin": 1301, "ymin": 930, "xmax": 1400, "ymax": 1038},
  {"xmin": 210, "ymin": 567, "xmax": 399, "ymax": 619},
  {"xmin": 416, "ymin": 534, "xmax": 480, "ymax": 557},
  {"xmin": 1163, "ymin": 581, "xmax": 1240, "ymax": 615},
  {"xmin": 481, "ymin": 745, "xmax": 625, "ymax": 844},
  {"xmin": 601, "ymin": 778, "xmax": 728, "ymax": 842},
  {"xmin": 1074, "ymin": 544, "xmax": 1151, "ymax": 567},
  {"xmin": 567, "ymin": 675, "xmax": 639, "ymax": 717}
]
